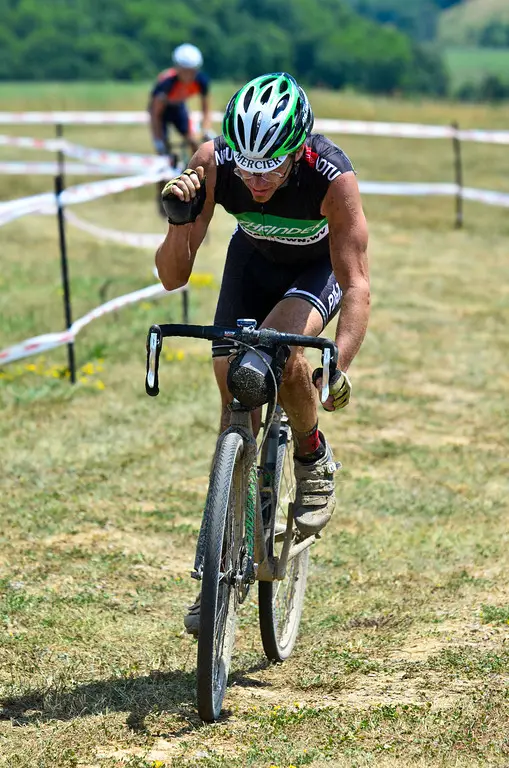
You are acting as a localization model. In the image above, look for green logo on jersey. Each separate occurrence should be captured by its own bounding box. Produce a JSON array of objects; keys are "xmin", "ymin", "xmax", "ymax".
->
[{"xmin": 235, "ymin": 212, "xmax": 328, "ymax": 244}]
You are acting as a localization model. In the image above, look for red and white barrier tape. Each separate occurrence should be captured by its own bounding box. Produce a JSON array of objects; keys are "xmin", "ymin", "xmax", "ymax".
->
[
  {"xmin": 0, "ymin": 110, "xmax": 223, "ymax": 125},
  {"xmin": 63, "ymin": 183, "xmax": 509, "ymax": 257},
  {"xmin": 0, "ymin": 133, "xmax": 171, "ymax": 171},
  {"xmin": 462, "ymin": 186, "xmax": 509, "ymax": 207},
  {"xmin": 317, "ymin": 119, "xmax": 454, "ymax": 140},
  {"xmin": 0, "ymin": 192, "xmax": 54, "ymax": 226},
  {"xmin": 0, "ymin": 111, "xmax": 150, "ymax": 124},
  {"xmin": 2, "ymin": 176, "xmax": 508, "ymax": 233},
  {"xmin": 358, "ymin": 181, "xmax": 509, "ymax": 206},
  {"xmin": 1, "ymin": 111, "xmax": 509, "ymax": 144},
  {"xmin": 0, "ymin": 167, "xmax": 176, "ymax": 227},
  {"xmin": 359, "ymin": 181, "xmax": 457, "ymax": 197},
  {"xmin": 65, "ymin": 210, "xmax": 163, "ymax": 248},
  {"xmin": 315, "ymin": 119, "xmax": 508, "ymax": 144},
  {"xmin": 0, "ymin": 281, "xmax": 185, "ymax": 365},
  {"xmin": 62, "ymin": 141, "xmax": 170, "ymax": 171},
  {"xmin": 59, "ymin": 168, "xmax": 168, "ymax": 206},
  {"xmin": 0, "ymin": 134, "xmax": 64, "ymax": 151},
  {"xmin": 0, "ymin": 161, "xmax": 153, "ymax": 176}
]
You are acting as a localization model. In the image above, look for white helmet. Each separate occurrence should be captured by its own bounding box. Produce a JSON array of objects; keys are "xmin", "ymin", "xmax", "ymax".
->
[{"xmin": 172, "ymin": 43, "xmax": 203, "ymax": 69}]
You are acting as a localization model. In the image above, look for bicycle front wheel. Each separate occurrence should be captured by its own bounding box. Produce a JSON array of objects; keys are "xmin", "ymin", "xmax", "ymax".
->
[
  {"xmin": 259, "ymin": 417, "xmax": 310, "ymax": 662},
  {"xmin": 197, "ymin": 431, "xmax": 244, "ymax": 722}
]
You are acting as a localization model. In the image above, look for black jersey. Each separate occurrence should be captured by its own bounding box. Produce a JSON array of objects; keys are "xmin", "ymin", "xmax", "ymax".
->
[{"xmin": 213, "ymin": 134, "xmax": 354, "ymax": 264}]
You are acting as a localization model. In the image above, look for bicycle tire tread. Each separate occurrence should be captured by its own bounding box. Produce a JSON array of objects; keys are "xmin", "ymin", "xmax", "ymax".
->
[{"xmin": 197, "ymin": 431, "xmax": 243, "ymax": 721}]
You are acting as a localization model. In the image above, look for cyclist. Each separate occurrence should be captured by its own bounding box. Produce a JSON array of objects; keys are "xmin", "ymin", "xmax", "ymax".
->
[
  {"xmin": 148, "ymin": 43, "xmax": 212, "ymax": 161},
  {"xmin": 155, "ymin": 73, "xmax": 370, "ymax": 633}
]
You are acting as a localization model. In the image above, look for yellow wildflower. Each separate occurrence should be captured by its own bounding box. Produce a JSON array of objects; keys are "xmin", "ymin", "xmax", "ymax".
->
[{"xmin": 190, "ymin": 272, "xmax": 214, "ymax": 287}]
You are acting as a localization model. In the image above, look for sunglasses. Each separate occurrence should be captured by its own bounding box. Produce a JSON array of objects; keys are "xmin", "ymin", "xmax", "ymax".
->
[{"xmin": 233, "ymin": 156, "xmax": 294, "ymax": 184}]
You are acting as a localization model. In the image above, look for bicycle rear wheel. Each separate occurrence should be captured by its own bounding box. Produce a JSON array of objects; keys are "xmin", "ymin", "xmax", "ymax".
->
[
  {"xmin": 258, "ymin": 413, "xmax": 310, "ymax": 662},
  {"xmin": 197, "ymin": 431, "xmax": 244, "ymax": 721}
]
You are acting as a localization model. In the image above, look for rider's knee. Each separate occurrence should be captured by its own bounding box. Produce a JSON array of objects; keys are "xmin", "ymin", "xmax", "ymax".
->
[
  {"xmin": 281, "ymin": 346, "xmax": 306, "ymax": 383},
  {"xmin": 213, "ymin": 356, "xmax": 232, "ymax": 405}
]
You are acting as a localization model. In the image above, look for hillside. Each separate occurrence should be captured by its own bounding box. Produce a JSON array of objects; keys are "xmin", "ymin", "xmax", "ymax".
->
[
  {"xmin": 345, "ymin": 0, "xmax": 464, "ymax": 41},
  {"xmin": 439, "ymin": 0, "xmax": 509, "ymax": 46}
]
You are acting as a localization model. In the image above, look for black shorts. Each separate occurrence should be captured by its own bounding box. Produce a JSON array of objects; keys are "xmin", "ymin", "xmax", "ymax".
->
[
  {"xmin": 162, "ymin": 103, "xmax": 190, "ymax": 137},
  {"xmin": 212, "ymin": 230, "xmax": 342, "ymax": 357}
]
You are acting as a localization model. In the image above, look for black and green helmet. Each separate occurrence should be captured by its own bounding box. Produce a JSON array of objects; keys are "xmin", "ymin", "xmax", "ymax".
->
[{"xmin": 222, "ymin": 72, "xmax": 314, "ymax": 171}]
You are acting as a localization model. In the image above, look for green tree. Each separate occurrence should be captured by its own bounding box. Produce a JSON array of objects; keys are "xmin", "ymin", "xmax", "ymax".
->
[{"xmin": 0, "ymin": 0, "xmax": 450, "ymax": 96}]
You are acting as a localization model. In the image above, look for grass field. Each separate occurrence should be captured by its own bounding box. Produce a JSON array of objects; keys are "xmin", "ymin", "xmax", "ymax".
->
[
  {"xmin": 1, "ymin": 86, "xmax": 509, "ymax": 767},
  {"xmin": 444, "ymin": 46, "xmax": 509, "ymax": 90}
]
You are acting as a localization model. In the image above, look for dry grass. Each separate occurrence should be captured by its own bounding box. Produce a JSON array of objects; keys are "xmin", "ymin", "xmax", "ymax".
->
[{"xmin": 1, "ymin": 86, "xmax": 509, "ymax": 767}]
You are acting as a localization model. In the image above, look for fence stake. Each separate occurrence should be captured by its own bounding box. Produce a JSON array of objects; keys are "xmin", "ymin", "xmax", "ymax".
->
[
  {"xmin": 182, "ymin": 288, "xmax": 189, "ymax": 324},
  {"xmin": 54, "ymin": 123, "xmax": 76, "ymax": 383},
  {"xmin": 452, "ymin": 121, "xmax": 464, "ymax": 229}
]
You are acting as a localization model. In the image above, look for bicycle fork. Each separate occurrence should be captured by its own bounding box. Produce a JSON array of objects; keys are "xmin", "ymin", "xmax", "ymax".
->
[
  {"xmin": 191, "ymin": 403, "xmax": 316, "ymax": 586},
  {"xmin": 191, "ymin": 405, "xmax": 258, "ymax": 584}
]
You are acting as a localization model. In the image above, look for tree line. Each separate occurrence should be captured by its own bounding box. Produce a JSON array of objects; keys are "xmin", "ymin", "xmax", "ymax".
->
[
  {"xmin": 345, "ymin": 0, "xmax": 463, "ymax": 42},
  {"xmin": 0, "ymin": 0, "xmax": 448, "ymax": 96}
]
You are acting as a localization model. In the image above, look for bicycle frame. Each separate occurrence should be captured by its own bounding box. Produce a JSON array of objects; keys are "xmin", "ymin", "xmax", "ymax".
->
[
  {"xmin": 191, "ymin": 399, "xmax": 317, "ymax": 587},
  {"xmin": 146, "ymin": 320, "xmax": 338, "ymax": 585}
]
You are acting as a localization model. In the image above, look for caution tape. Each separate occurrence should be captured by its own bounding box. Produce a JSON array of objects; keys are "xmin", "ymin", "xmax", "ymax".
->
[
  {"xmin": 358, "ymin": 181, "xmax": 509, "ymax": 206},
  {"xmin": 1, "ymin": 111, "xmax": 509, "ymax": 144},
  {"xmin": 62, "ymin": 141, "xmax": 170, "ymax": 171},
  {"xmin": 0, "ymin": 134, "xmax": 64, "ymax": 151},
  {"xmin": 0, "ymin": 167, "xmax": 176, "ymax": 228},
  {"xmin": 0, "ymin": 161, "xmax": 153, "ymax": 176},
  {"xmin": 0, "ymin": 192, "xmax": 55, "ymax": 226},
  {"xmin": 65, "ymin": 210, "xmax": 163, "ymax": 248},
  {"xmin": 2, "ymin": 173, "xmax": 508, "ymax": 234},
  {"xmin": 462, "ymin": 186, "xmax": 509, "ymax": 207},
  {"xmin": 359, "ymin": 181, "xmax": 458, "ymax": 196},
  {"xmin": 317, "ymin": 119, "xmax": 454, "ymax": 140},
  {"xmin": 0, "ymin": 110, "xmax": 224, "ymax": 125},
  {"xmin": 0, "ymin": 133, "xmax": 173, "ymax": 171},
  {"xmin": 0, "ymin": 282, "xmax": 186, "ymax": 365},
  {"xmin": 59, "ymin": 169, "xmax": 169, "ymax": 206}
]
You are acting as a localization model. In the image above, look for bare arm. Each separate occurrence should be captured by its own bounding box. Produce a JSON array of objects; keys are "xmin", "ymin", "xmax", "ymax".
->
[
  {"xmin": 155, "ymin": 140, "xmax": 216, "ymax": 290},
  {"xmin": 201, "ymin": 94, "xmax": 212, "ymax": 133},
  {"xmin": 149, "ymin": 96, "xmax": 167, "ymax": 143},
  {"xmin": 321, "ymin": 172, "xmax": 370, "ymax": 372}
]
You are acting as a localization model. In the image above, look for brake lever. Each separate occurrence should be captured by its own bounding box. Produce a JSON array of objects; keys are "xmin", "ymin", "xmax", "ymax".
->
[
  {"xmin": 321, "ymin": 347, "xmax": 330, "ymax": 404},
  {"xmin": 145, "ymin": 324, "xmax": 162, "ymax": 396}
]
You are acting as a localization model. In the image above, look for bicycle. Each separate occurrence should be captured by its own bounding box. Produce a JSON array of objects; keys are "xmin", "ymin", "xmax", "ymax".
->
[{"xmin": 145, "ymin": 318, "xmax": 339, "ymax": 721}]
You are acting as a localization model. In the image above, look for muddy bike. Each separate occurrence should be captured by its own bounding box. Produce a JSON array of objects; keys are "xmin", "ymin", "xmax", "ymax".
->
[{"xmin": 145, "ymin": 319, "xmax": 338, "ymax": 721}]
